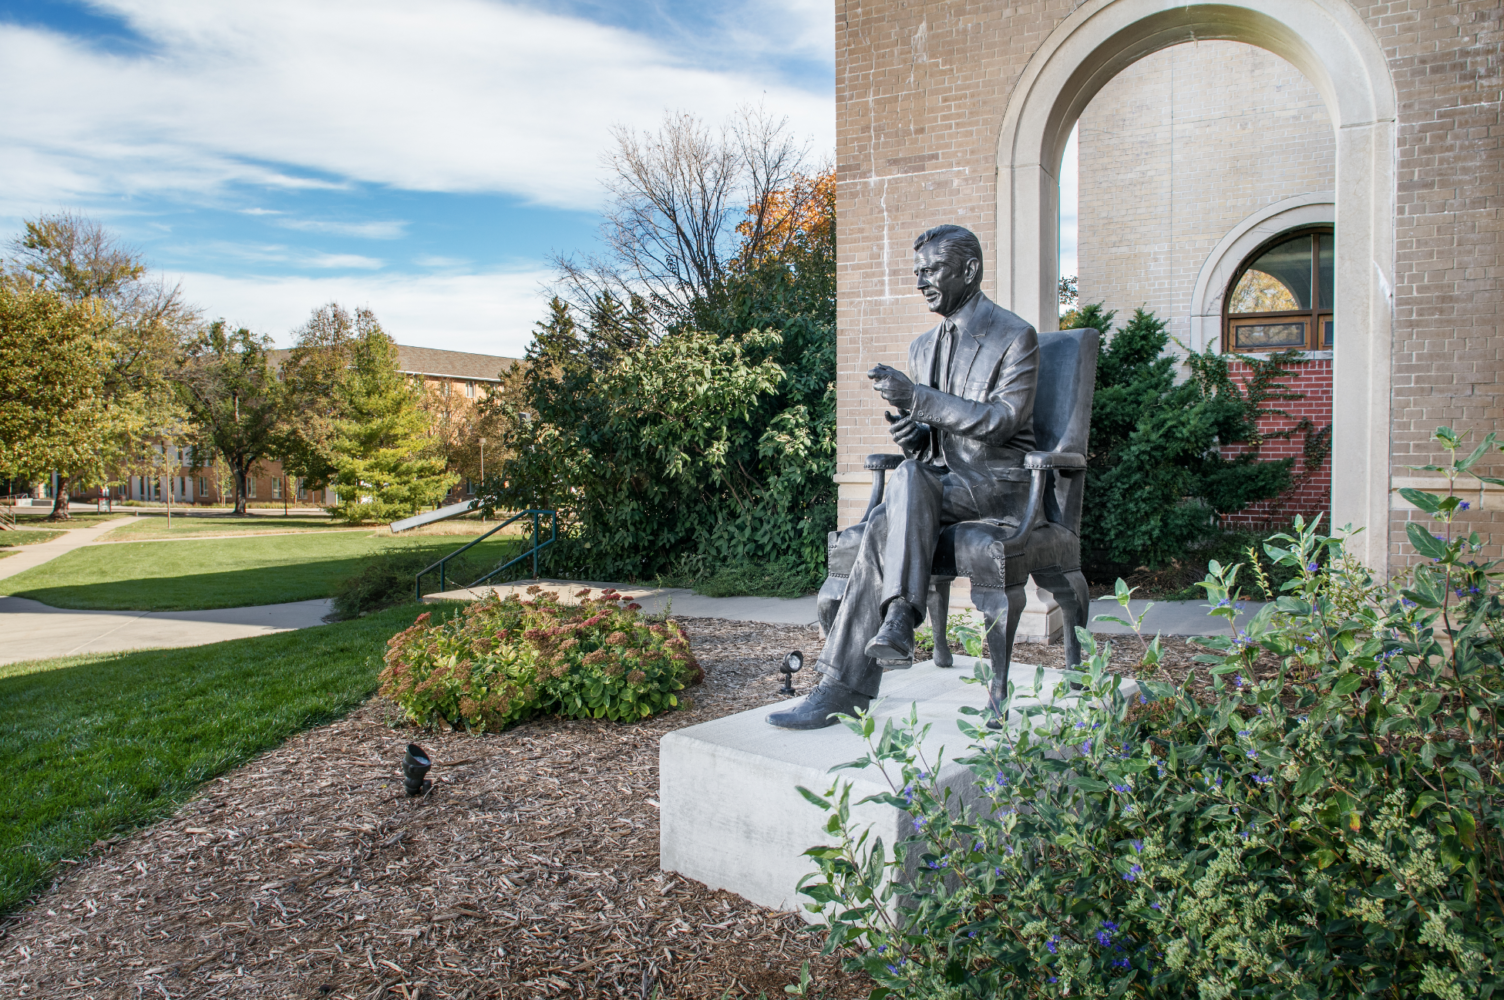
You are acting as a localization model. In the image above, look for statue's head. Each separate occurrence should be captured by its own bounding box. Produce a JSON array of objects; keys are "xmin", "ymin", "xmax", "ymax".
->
[{"xmin": 913, "ymin": 225, "xmax": 983, "ymax": 316}]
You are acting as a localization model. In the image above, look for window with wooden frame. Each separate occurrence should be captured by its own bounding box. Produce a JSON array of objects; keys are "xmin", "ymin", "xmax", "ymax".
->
[{"xmin": 1223, "ymin": 227, "xmax": 1333, "ymax": 353}]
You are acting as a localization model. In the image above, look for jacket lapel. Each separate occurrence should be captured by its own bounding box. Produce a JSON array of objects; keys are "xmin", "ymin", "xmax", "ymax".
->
[{"xmin": 948, "ymin": 295, "xmax": 993, "ymax": 395}]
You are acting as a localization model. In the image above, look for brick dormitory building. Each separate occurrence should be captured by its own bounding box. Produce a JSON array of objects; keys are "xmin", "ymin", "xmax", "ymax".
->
[
  {"xmin": 833, "ymin": 0, "xmax": 1503, "ymax": 580},
  {"xmin": 46, "ymin": 345, "xmax": 517, "ymax": 509}
]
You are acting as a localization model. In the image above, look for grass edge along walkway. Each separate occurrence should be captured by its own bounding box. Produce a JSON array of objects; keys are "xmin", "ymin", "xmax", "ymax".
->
[{"xmin": 0, "ymin": 602, "xmax": 459, "ymax": 918}]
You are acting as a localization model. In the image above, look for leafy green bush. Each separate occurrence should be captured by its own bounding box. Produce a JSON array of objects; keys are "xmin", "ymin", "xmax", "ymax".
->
[
  {"xmin": 379, "ymin": 586, "xmax": 701, "ymax": 731},
  {"xmin": 798, "ymin": 428, "xmax": 1504, "ymax": 999},
  {"xmin": 479, "ymin": 178, "xmax": 836, "ymax": 589},
  {"xmin": 1064, "ymin": 304, "xmax": 1329, "ymax": 577},
  {"xmin": 330, "ymin": 544, "xmax": 498, "ymax": 620}
]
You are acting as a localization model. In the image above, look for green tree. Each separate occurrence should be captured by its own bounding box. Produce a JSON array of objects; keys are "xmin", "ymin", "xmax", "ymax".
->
[
  {"xmin": 1065, "ymin": 304, "xmax": 1317, "ymax": 572},
  {"xmin": 276, "ymin": 303, "xmax": 378, "ymax": 494},
  {"xmin": 0, "ymin": 283, "xmax": 114, "ymax": 495},
  {"xmin": 328, "ymin": 327, "xmax": 453, "ymax": 523},
  {"xmin": 174, "ymin": 322, "xmax": 285, "ymax": 515}
]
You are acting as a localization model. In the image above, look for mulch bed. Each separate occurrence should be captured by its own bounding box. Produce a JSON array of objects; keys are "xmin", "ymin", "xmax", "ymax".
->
[{"xmin": 0, "ymin": 617, "xmax": 1226, "ymax": 1000}]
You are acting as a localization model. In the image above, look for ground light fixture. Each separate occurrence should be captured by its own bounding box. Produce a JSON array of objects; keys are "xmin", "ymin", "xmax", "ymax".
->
[
  {"xmin": 403, "ymin": 743, "xmax": 432, "ymax": 796},
  {"xmin": 778, "ymin": 650, "xmax": 803, "ymax": 696}
]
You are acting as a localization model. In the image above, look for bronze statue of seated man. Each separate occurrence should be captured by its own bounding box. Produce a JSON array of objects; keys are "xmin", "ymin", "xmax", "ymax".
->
[{"xmin": 767, "ymin": 224, "xmax": 1039, "ymax": 730}]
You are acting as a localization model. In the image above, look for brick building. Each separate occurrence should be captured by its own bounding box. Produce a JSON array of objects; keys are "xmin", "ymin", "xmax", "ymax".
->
[
  {"xmin": 104, "ymin": 345, "xmax": 516, "ymax": 508},
  {"xmin": 834, "ymin": 0, "xmax": 1503, "ymax": 577},
  {"xmin": 1075, "ymin": 40, "xmax": 1338, "ymax": 527}
]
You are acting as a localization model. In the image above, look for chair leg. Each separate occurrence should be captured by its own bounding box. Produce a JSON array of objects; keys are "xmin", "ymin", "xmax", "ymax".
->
[
  {"xmin": 1032, "ymin": 567, "xmax": 1090, "ymax": 670},
  {"xmin": 970, "ymin": 584, "xmax": 1027, "ymax": 729},
  {"xmin": 927, "ymin": 579, "xmax": 952, "ymax": 668}
]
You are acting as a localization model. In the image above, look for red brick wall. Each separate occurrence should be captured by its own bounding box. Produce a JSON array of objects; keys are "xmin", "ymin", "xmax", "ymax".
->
[{"xmin": 1220, "ymin": 357, "xmax": 1333, "ymax": 529}]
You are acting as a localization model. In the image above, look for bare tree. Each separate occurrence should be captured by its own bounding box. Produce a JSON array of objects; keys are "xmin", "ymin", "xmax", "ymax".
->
[{"xmin": 554, "ymin": 105, "xmax": 817, "ymax": 326}]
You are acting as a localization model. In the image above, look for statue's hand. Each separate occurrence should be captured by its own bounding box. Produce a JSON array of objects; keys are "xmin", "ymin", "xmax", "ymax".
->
[
  {"xmin": 867, "ymin": 364, "xmax": 915, "ymax": 409},
  {"xmin": 885, "ymin": 410, "xmax": 930, "ymax": 450}
]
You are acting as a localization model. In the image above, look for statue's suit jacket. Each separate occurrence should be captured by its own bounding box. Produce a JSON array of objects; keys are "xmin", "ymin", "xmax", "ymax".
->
[{"xmin": 903, "ymin": 290, "xmax": 1039, "ymax": 520}]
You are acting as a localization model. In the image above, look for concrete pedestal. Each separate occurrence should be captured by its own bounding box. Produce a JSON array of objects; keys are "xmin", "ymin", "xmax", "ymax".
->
[{"xmin": 659, "ymin": 659, "xmax": 1088, "ymax": 916}]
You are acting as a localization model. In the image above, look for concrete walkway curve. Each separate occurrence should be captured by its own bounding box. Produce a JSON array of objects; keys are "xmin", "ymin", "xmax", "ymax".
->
[{"xmin": 0, "ymin": 596, "xmax": 336, "ymax": 666}]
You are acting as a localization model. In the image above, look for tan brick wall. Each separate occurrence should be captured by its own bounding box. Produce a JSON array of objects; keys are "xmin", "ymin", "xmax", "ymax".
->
[
  {"xmin": 836, "ymin": 0, "xmax": 1504, "ymax": 568},
  {"xmin": 1075, "ymin": 41, "xmax": 1335, "ymax": 349}
]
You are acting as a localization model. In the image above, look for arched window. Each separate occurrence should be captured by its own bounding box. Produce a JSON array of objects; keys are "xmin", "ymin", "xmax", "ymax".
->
[{"xmin": 1223, "ymin": 227, "xmax": 1333, "ymax": 352}]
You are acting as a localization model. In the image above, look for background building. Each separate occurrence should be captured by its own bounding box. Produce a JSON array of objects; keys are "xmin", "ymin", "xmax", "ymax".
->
[{"xmin": 834, "ymin": 0, "xmax": 1502, "ymax": 575}]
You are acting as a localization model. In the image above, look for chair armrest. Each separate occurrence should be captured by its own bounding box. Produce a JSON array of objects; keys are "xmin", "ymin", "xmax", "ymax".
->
[
  {"xmin": 1024, "ymin": 451, "xmax": 1086, "ymax": 470},
  {"xmin": 865, "ymin": 454, "xmax": 905, "ymax": 471}
]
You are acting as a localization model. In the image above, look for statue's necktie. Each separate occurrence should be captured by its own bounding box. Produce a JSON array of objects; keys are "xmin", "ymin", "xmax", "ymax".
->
[{"xmin": 936, "ymin": 319, "xmax": 957, "ymax": 391}]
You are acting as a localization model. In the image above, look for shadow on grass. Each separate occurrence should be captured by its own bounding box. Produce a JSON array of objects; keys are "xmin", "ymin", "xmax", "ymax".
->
[
  {"xmin": 5, "ymin": 537, "xmax": 524, "ymax": 612},
  {"xmin": 0, "ymin": 602, "xmax": 463, "ymax": 918}
]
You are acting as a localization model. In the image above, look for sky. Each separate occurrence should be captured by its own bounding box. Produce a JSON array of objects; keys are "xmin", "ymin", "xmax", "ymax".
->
[
  {"xmin": 0, "ymin": 0, "xmax": 837, "ymax": 356},
  {"xmin": 0, "ymin": 1, "xmax": 1078, "ymax": 354}
]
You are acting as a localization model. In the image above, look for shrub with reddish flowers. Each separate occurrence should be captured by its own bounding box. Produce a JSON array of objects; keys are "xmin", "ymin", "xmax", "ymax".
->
[{"xmin": 380, "ymin": 586, "xmax": 700, "ymax": 731}]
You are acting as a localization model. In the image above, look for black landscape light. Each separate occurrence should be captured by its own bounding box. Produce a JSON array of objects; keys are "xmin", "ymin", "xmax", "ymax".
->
[
  {"xmin": 403, "ymin": 743, "xmax": 432, "ymax": 796},
  {"xmin": 778, "ymin": 650, "xmax": 804, "ymax": 696}
]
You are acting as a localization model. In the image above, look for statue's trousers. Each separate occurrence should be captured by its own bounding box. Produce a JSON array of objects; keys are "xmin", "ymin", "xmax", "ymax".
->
[{"xmin": 815, "ymin": 459, "xmax": 987, "ymax": 697}]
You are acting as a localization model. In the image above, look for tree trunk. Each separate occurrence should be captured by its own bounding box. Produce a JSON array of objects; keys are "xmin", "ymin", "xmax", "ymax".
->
[
  {"xmin": 46, "ymin": 474, "xmax": 71, "ymax": 521},
  {"xmin": 233, "ymin": 465, "xmax": 248, "ymax": 515}
]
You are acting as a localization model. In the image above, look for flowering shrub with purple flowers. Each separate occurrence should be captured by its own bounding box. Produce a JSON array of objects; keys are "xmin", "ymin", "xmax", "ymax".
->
[
  {"xmin": 380, "ymin": 586, "xmax": 700, "ymax": 730},
  {"xmin": 795, "ymin": 427, "xmax": 1504, "ymax": 998}
]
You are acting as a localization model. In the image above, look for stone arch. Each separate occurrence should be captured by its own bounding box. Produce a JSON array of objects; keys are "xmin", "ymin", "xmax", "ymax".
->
[
  {"xmin": 995, "ymin": 0, "xmax": 1397, "ymax": 571},
  {"xmin": 1188, "ymin": 192, "xmax": 1336, "ymax": 354}
]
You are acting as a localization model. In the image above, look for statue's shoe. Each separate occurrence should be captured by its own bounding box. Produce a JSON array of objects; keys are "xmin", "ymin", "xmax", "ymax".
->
[
  {"xmin": 766, "ymin": 680, "xmax": 871, "ymax": 730},
  {"xmin": 864, "ymin": 602, "xmax": 917, "ymax": 664}
]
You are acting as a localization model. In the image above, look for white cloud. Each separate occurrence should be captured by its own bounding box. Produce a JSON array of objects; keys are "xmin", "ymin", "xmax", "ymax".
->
[
  {"xmin": 172, "ymin": 267, "xmax": 555, "ymax": 357},
  {"xmin": 0, "ymin": 0, "xmax": 834, "ymax": 217},
  {"xmin": 275, "ymin": 218, "xmax": 408, "ymax": 240}
]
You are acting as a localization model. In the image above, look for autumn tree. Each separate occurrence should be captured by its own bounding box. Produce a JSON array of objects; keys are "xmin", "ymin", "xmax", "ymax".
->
[
  {"xmin": 0, "ymin": 282, "xmax": 114, "ymax": 498},
  {"xmin": 5, "ymin": 213, "xmax": 194, "ymax": 518}
]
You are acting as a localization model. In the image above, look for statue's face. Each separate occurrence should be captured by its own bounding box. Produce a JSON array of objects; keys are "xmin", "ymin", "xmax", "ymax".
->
[{"xmin": 914, "ymin": 244, "xmax": 980, "ymax": 316}]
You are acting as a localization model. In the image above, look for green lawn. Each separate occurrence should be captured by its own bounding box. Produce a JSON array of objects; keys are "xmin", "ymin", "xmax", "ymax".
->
[
  {"xmin": 105, "ymin": 513, "xmax": 347, "ymax": 541},
  {"xmin": 10, "ymin": 512, "xmax": 130, "ymax": 529},
  {"xmin": 0, "ymin": 531, "xmax": 521, "ymax": 611},
  {"xmin": 0, "ymin": 603, "xmax": 459, "ymax": 916},
  {"xmin": 0, "ymin": 528, "xmax": 66, "ymax": 546}
]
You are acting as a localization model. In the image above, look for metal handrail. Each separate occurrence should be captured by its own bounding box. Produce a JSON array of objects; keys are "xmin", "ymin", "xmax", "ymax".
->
[
  {"xmin": 414, "ymin": 508, "xmax": 557, "ymax": 600},
  {"xmin": 0, "ymin": 493, "xmax": 23, "ymax": 531}
]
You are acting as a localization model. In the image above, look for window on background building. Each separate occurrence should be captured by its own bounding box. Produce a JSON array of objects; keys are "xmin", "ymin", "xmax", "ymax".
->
[
  {"xmin": 465, "ymin": 381, "xmax": 475, "ymax": 398},
  {"xmin": 272, "ymin": 477, "xmax": 282, "ymax": 500},
  {"xmin": 1224, "ymin": 227, "xmax": 1333, "ymax": 353},
  {"xmin": 247, "ymin": 477, "xmax": 257, "ymax": 499},
  {"xmin": 198, "ymin": 476, "xmax": 208, "ymax": 496}
]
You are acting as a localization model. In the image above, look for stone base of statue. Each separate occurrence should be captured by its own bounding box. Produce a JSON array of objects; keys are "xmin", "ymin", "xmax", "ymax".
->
[{"xmin": 659, "ymin": 658, "xmax": 1123, "ymax": 917}]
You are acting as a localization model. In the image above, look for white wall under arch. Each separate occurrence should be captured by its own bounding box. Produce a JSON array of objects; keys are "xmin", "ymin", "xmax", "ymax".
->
[
  {"xmin": 995, "ymin": 0, "xmax": 1396, "ymax": 572},
  {"xmin": 1188, "ymin": 193, "xmax": 1336, "ymax": 354}
]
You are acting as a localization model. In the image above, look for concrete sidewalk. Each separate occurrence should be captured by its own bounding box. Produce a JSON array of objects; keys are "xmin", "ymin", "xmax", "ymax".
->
[
  {"xmin": 0, "ymin": 516, "xmax": 137, "ymax": 582},
  {"xmin": 0, "ymin": 596, "xmax": 335, "ymax": 666},
  {"xmin": 424, "ymin": 580, "xmax": 1261, "ymax": 637}
]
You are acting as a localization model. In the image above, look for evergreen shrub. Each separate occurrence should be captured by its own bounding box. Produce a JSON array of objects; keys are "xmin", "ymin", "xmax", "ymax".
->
[
  {"xmin": 799, "ymin": 428, "xmax": 1504, "ymax": 999},
  {"xmin": 379, "ymin": 586, "xmax": 700, "ymax": 731},
  {"xmin": 1064, "ymin": 304, "xmax": 1329, "ymax": 577}
]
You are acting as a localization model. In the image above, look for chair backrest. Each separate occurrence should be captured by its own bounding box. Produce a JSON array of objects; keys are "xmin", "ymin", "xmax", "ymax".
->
[
  {"xmin": 1034, "ymin": 328, "xmax": 1099, "ymax": 536},
  {"xmin": 1033, "ymin": 328, "xmax": 1100, "ymax": 456}
]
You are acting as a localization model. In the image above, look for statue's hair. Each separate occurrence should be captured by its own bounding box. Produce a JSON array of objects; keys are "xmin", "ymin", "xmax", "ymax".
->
[{"xmin": 913, "ymin": 224, "xmax": 984, "ymax": 280}]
